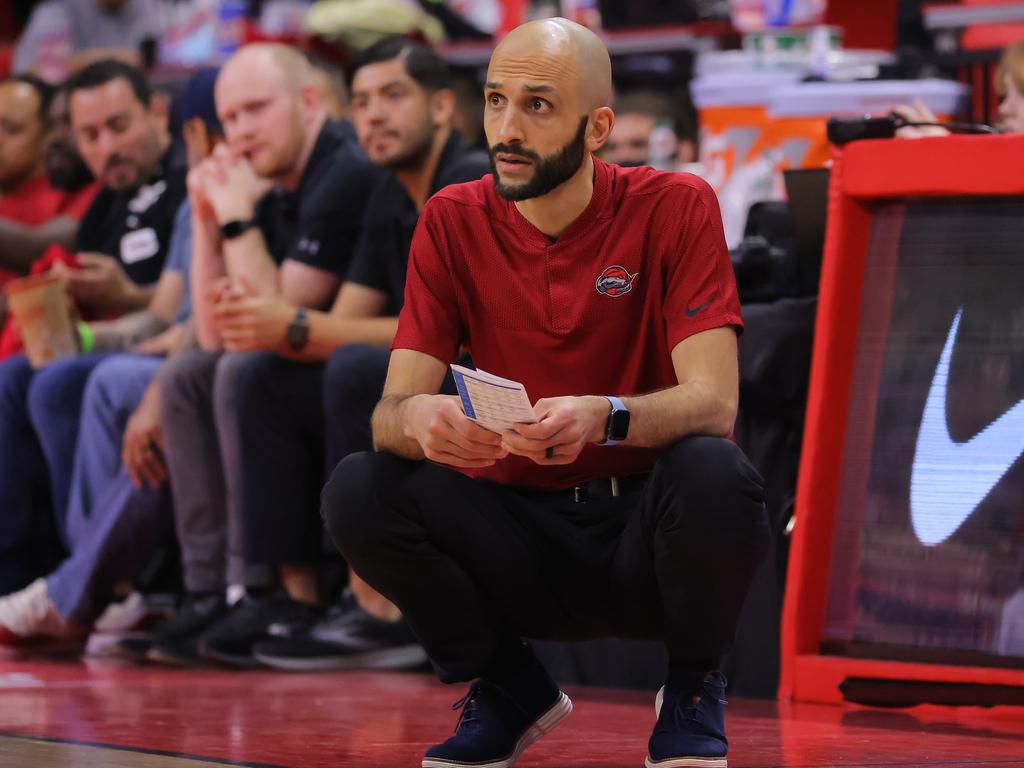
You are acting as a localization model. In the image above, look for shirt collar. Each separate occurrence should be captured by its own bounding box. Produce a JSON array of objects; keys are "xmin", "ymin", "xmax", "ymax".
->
[
  {"xmin": 429, "ymin": 131, "xmax": 468, "ymax": 196},
  {"xmin": 294, "ymin": 120, "xmax": 349, "ymax": 200},
  {"xmin": 501, "ymin": 154, "xmax": 612, "ymax": 246}
]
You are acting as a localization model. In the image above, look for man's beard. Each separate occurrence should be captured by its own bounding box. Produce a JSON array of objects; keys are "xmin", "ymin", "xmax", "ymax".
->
[
  {"xmin": 382, "ymin": 124, "xmax": 435, "ymax": 173},
  {"xmin": 46, "ymin": 144, "xmax": 94, "ymax": 192},
  {"xmin": 489, "ymin": 116, "xmax": 588, "ymax": 202}
]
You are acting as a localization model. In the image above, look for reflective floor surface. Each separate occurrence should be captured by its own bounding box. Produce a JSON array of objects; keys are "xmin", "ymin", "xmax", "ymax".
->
[{"xmin": 0, "ymin": 658, "xmax": 1022, "ymax": 767}]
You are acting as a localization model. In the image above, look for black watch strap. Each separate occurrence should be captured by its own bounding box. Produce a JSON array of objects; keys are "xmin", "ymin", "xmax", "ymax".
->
[
  {"xmin": 219, "ymin": 217, "xmax": 258, "ymax": 241},
  {"xmin": 286, "ymin": 307, "xmax": 310, "ymax": 351}
]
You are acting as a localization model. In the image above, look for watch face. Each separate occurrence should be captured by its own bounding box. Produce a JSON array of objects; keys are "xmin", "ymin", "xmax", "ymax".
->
[
  {"xmin": 609, "ymin": 408, "xmax": 630, "ymax": 441},
  {"xmin": 286, "ymin": 318, "xmax": 309, "ymax": 350}
]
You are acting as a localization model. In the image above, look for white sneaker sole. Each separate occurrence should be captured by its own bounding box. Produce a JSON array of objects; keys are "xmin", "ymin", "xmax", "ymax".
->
[
  {"xmin": 648, "ymin": 686, "xmax": 727, "ymax": 768},
  {"xmin": 644, "ymin": 758, "xmax": 727, "ymax": 768},
  {"xmin": 254, "ymin": 644, "xmax": 428, "ymax": 672},
  {"xmin": 421, "ymin": 690, "xmax": 573, "ymax": 768}
]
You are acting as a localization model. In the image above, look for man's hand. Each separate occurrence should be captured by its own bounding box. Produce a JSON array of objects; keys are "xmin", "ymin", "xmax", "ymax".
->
[
  {"xmin": 213, "ymin": 277, "xmax": 294, "ymax": 352},
  {"xmin": 56, "ymin": 252, "xmax": 142, "ymax": 315},
  {"xmin": 893, "ymin": 99, "xmax": 949, "ymax": 139},
  {"xmin": 132, "ymin": 322, "xmax": 185, "ymax": 356},
  {"xmin": 404, "ymin": 394, "xmax": 509, "ymax": 468},
  {"xmin": 195, "ymin": 144, "xmax": 269, "ymax": 226},
  {"xmin": 502, "ymin": 396, "xmax": 609, "ymax": 465},
  {"xmin": 187, "ymin": 163, "xmax": 218, "ymax": 224},
  {"xmin": 122, "ymin": 380, "xmax": 167, "ymax": 489}
]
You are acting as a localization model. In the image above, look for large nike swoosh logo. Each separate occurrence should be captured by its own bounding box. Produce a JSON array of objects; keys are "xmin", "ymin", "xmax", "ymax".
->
[{"xmin": 910, "ymin": 308, "xmax": 1024, "ymax": 546}]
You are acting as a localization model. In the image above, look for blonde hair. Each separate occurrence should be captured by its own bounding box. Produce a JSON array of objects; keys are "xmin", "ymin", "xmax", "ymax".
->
[{"xmin": 995, "ymin": 39, "xmax": 1024, "ymax": 97}]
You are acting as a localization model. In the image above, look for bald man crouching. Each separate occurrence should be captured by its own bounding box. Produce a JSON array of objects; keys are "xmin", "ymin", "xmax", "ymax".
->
[{"xmin": 322, "ymin": 19, "xmax": 768, "ymax": 768}]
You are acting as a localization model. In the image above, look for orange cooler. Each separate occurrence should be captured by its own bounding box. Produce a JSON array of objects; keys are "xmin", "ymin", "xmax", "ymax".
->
[
  {"xmin": 691, "ymin": 71, "xmax": 802, "ymax": 195},
  {"xmin": 765, "ymin": 79, "xmax": 969, "ymax": 170}
]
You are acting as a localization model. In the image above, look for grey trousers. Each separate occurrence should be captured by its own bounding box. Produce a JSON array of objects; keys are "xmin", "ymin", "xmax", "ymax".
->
[{"xmin": 159, "ymin": 350, "xmax": 273, "ymax": 593}]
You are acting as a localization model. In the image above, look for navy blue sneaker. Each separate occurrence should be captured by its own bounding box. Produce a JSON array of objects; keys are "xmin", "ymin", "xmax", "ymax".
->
[
  {"xmin": 422, "ymin": 680, "xmax": 572, "ymax": 768},
  {"xmin": 646, "ymin": 671, "xmax": 729, "ymax": 768}
]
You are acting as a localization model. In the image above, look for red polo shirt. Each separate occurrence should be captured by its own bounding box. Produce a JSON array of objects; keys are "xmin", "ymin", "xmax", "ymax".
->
[
  {"xmin": 394, "ymin": 157, "xmax": 742, "ymax": 490},
  {"xmin": 0, "ymin": 176, "xmax": 99, "ymax": 286}
]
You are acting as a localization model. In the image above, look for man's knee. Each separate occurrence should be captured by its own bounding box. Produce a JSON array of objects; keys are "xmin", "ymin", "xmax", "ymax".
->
[
  {"xmin": 81, "ymin": 356, "xmax": 136, "ymax": 421},
  {"xmin": 655, "ymin": 436, "xmax": 766, "ymax": 527},
  {"xmin": 160, "ymin": 350, "xmax": 218, "ymax": 417},
  {"xmin": 26, "ymin": 356, "xmax": 96, "ymax": 428},
  {"xmin": 0, "ymin": 355, "xmax": 33, "ymax": 413},
  {"xmin": 215, "ymin": 351, "xmax": 275, "ymax": 417},
  {"xmin": 324, "ymin": 344, "xmax": 388, "ymax": 397},
  {"xmin": 321, "ymin": 451, "xmax": 404, "ymax": 557}
]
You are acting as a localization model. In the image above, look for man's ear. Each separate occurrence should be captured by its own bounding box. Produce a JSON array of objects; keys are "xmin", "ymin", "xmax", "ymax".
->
[
  {"xmin": 299, "ymin": 83, "xmax": 323, "ymax": 122},
  {"xmin": 149, "ymin": 91, "xmax": 170, "ymax": 131},
  {"xmin": 430, "ymin": 88, "xmax": 457, "ymax": 129},
  {"xmin": 586, "ymin": 106, "xmax": 614, "ymax": 154}
]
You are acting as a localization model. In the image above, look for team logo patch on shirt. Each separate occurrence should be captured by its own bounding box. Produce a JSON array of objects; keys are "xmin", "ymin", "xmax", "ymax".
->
[{"xmin": 595, "ymin": 265, "xmax": 638, "ymax": 297}]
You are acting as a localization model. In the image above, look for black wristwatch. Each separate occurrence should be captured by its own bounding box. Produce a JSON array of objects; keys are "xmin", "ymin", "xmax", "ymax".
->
[
  {"xmin": 286, "ymin": 307, "xmax": 310, "ymax": 351},
  {"xmin": 219, "ymin": 217, "xmax": 258, "ymax": 240},
  {"xmin": 599, "ymin": 395, "xmax": 630, "ymax": 445}
]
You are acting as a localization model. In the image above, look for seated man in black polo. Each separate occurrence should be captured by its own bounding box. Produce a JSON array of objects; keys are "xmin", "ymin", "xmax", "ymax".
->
[
  {"xmin": 322, "ymin": 18, "xmax": 769, "ymax": 768},
  {"xmin": 201, "ymin": 36, "xmax": 490, "ymax": 671},
  {"xmin": 145, "ymin": 44, "xmax": 381, "ymax": 667}
]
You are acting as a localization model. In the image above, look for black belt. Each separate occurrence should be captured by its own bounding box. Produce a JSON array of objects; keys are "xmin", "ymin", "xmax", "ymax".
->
[{"xmin": 568, "ymin": 474, "xmax": 648, "ymax": 503}]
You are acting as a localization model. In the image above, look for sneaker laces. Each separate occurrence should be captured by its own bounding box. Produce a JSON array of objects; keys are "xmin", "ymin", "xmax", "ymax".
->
[
  {"xmin": 671, "ymin": 685, "xmax": 727, "ymax": 732},
  {"xmin": 451, "ymin": 682, "xmax": 484, "ymax": 733}
]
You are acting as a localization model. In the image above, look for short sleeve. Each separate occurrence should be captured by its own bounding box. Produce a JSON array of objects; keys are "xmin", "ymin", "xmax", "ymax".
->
[
  {"xmin": 344, "ymin": 183, "xmax": 392, "ymax": 293},
  {"xmin": 73, "ymin": 188, "xmax": 110, "ymax": 254},
  {"xmin": 284, "ymin": 153, "xmax": 381, "ymax": 277},
  {"xmin": 164, "ymin": 201, "xmax": 192, "ymax": 275},
  {"xmin": 392, "ymin": 199, "xmax": 463, "ymax": 363},
  {"xmin": 662, "ymin": 178, "xmax": 743, "ymax": 349}
]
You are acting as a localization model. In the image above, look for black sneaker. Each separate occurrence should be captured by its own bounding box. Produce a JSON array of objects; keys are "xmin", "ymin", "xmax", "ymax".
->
[
  {"xmin": 422, "ymin": 680, "xmax": 572, "ymax": 768},
  {"xmin": 252, "ymin": 590, "xmax": 428, "ymax": 671},
  {"xmin": 197, "ymin": 592, "xmax": 319, "ymax": 668},
  {"xmin": 146, "ymin": 592, "xmax": 229, "ymax": 666},
  {"xmin": 647, "ymin": 672, "xmax": 729, "ymax": 768}
]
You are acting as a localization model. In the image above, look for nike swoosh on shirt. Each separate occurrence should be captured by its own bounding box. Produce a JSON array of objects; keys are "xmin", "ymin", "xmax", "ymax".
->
[
  {"xmin": 910, "ymin": 308, "xmax": 1024, "ymax": 546},
  {"xmin": 685, "ymin": 301, "xmax": 710, "ymax": 318}
]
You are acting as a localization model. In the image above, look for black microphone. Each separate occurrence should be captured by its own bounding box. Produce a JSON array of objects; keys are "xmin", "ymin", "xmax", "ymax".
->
[
  {"xmin": 827, "ymin": 113, "xmax": 998, "ymax": 146},
  {"xmin": 826, "ymin": 114, "xmax": 900, "ymax": 145}
]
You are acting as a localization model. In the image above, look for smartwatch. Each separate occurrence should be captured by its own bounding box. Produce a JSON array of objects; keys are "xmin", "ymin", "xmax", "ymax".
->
[
  {"xmin": 219, "ymin": 217, "xmax": 258, "ymax": 241},
  {"xmin": 599, "ymin": 395, "xmax": 630, "ymax": 445},
  {"xmin": 286, "ymin": 307, "xmax": 310, "ymax": 351}
]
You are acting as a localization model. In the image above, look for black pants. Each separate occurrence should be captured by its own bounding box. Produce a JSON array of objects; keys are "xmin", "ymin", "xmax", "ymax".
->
[
  {"xmin": 322, "ymin": 436, "xmax": 769, "ymax": 683},
  {"xmin": 231, "ymin": 344, "xmax": 390, "ymax": 565}
]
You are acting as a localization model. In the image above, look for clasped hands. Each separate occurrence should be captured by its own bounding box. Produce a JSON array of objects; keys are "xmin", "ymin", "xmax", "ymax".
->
[
  {"xmin": 405, "ymin": 394, "xmax": 610, "ymax": 469},
  {"xmin": 209, "ymin": 276, "xmax": 294, "ymax": 352},
  {"xmin": 188, "ymin": 143, "xmax": 272, "ymax": 226}
]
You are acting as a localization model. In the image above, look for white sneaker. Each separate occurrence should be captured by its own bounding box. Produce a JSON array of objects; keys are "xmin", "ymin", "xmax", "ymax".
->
[
  {"xmin": 0, "ymin": 579, "xmax": 86, "ymax": 651},
  {"xmin": 93, "ymin": 591, "xmax": 148, "ymax": 633}
]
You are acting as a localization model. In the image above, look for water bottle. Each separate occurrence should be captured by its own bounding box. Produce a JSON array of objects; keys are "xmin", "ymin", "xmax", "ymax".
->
[{"xmin": 216, "ymin": 0, "xmax": 247, "ymax": 60}]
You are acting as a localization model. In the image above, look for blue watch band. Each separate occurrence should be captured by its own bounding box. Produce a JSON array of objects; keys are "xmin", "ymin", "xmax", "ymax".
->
[{"xmin": 600, "ymin": 395, "xmax": 628, "ymax": 445}]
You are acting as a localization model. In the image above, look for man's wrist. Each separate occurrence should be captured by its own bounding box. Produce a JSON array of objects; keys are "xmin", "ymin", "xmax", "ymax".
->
[
  {"xmin": 215, "ymin": 203, "xmax": 256, "ymax": 229},
  {"xmin": 400, "ymin": 394, "xmax": 430, "ymax": 441},
  {"xmin": 116, "ymin": 282, "xmax": 149, "ymax": 315},
  {"xmin": 586, "ymin": 395, "xmax": 613, "ymax": 443}
]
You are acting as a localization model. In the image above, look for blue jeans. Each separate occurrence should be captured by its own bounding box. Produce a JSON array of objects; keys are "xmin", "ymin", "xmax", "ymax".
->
[
  {"xmin": 27, "ymin": 353, "xmax": 109, "ymax": 533},
  {"xmin": 0, "ymin": 353, "xmax": 105, "ymax": 594},
  {"xmin": 47, "ymin": 354, "xmax": 172, "ymax": 625}
]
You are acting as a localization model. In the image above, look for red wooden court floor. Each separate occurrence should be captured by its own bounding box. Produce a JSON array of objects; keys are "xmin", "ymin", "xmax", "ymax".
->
[{"xmin": 0, "ymin": 658, "xmax": 1022, "ymax": 767}]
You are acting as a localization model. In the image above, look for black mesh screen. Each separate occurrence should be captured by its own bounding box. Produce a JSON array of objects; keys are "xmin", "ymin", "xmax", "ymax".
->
[{"xmin": 822, "ymin": 196, "xmax": 1024, "ymax": 665}]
